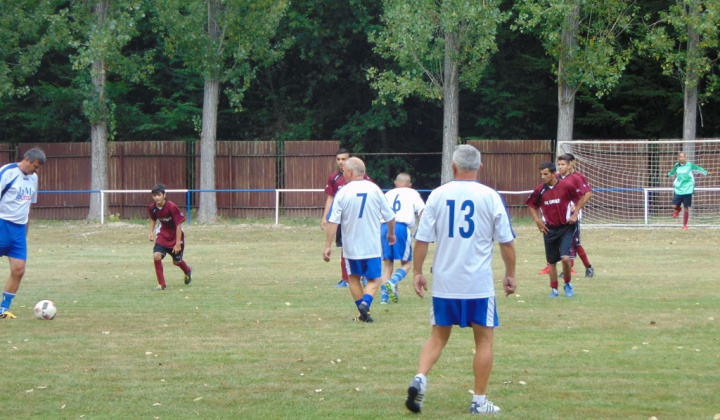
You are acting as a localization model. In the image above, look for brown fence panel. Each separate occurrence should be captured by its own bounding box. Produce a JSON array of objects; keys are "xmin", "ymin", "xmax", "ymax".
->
[
  {"xmin": 20, "ymin": 143, "xmax": 92, "ymax": 220},
  {"xmin": 468, "ymin": 139, "xmax": 553, "ymax": 218},
  {"xmin": 283, "ymin": 140, "xmax": 339, "ymax": 218},
  {"xmin": 0, "ymin": 143, "xmax": 14, "ymax": 166},
  {"xmin": 197, "ymin": 141, "xmax": 277, "ymax": 218},
  {"xmin": 107, "ymin": 141, "xmax": 189, "ymax": 219}
]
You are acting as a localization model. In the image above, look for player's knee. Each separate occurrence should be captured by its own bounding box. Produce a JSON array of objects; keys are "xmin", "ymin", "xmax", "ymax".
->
[{"xmin": 153, "ymin": 253, "xmax": 163, "ymax": 261}]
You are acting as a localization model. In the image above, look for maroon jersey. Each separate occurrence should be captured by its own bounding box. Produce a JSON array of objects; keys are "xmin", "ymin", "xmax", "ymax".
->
[
  {"xmin": 526, "ymin": 181, "xmax": 581, "ymax": 227},
  {"xmin": 324, "ymin": 171, "xmax": 372, "ymax": 197},
  {"xmin": 557, "ymin": 172, "xmax": 591, "ymax": 197},
  {"xmin": 149, "ymin": 200, "xmax": 185, "ymax": 248}
]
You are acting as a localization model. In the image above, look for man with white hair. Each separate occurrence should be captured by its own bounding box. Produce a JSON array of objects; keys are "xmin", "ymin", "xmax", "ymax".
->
[
  {"xmin": 323, "ymin": 157, "xmax": 396, "ymax": 322},
  {"xmin": 0, "ymin": 148, "xmax": 46, "ymax": 319},
  {"xmin": 406, "ymin": 144, "xmax": 516, "ymax": 414}
]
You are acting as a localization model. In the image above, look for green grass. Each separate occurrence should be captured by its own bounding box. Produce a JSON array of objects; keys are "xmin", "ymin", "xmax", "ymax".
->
[{"xmin": 2, "ymin": 221, "xmax": 719, "ymax": 419}]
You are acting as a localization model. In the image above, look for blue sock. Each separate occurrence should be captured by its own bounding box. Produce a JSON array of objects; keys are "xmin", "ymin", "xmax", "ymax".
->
[
  {"xmin": 391, "ymin": 268, "xmax": 407, "ymax": 284},
  {"xmin": 1, "ymin": 291, "xmax": 16, "ymax": 313},
  {"xmin": 363, "ymin": 294, "xmax": 374, "ymax": 310},
  {"xmin": 355, "ymin": 298, "xmax": 363, "ymax": 308}
]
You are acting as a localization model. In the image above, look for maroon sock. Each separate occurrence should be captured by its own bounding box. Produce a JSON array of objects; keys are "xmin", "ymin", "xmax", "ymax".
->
[
  {"xmin": 576, "ymin": 245, "xmax": 591, "ymax": 268},
  {"xmin": 564, "ymin": 274, "xmax": 572, "ymax": 285},
  {"xmin": 683, "ymin": 211, "xmax": 689, "ymax": 226},
  {"xmin": 154, "ymin": 260, "xmax": 166, "ymax": 286},
  {"xmin": 177, "ymin": 260, "xmax": 190, "ymax": 274},
  {"xmin": 550, "ymin": 279, "xmax": 559, "ymax": 289}
]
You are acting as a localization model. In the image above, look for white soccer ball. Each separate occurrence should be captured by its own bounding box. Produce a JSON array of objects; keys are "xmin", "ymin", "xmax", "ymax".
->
[{"xmin": 34, "ymin": 300, "xmax": 57, "ymax": 320}]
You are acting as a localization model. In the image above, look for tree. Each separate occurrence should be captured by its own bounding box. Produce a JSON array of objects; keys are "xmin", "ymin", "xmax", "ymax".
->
[
  {"xmin": 370, "ymin": 0, "xmax": 507, "ymax": 184},
  {"xmin": 643, "ymin": 0, "xmax": 720, "ymax": 147},
  {"xmin": 154, "ymin": 0, "xmax": 289, "ymax": 223},
  {"xmin": 514, "ymin": 0, "xmax": 638, "ymax": 142}
]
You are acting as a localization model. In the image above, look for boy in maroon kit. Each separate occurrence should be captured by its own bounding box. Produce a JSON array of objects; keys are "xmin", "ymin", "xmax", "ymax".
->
[
  {"xmin": 148, "ymin": 184, "xmax": 192, "ymax": 290},
  {"xmin": 526, "ymin": 162, "xmax": 586, "ymax": 298}
]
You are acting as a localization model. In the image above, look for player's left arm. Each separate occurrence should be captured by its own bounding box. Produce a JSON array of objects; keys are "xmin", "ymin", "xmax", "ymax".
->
[
  {"xmin": 386, "ymin": 218, "xmax": 396, "ymax": 246},
  {"xmin": 692, "ymin": 163, "xmax": 709, "ymax": 175},
  {"xmin": 412, "ymin": 240, "xmax": 429, "ymax": 298},
  {"xmin": 323, "ymin": 222, "xmax": 338, "ymax": 262},
  {"xmin": 499, "ymin": 240, "xmax": 516, "ymax": 296}
]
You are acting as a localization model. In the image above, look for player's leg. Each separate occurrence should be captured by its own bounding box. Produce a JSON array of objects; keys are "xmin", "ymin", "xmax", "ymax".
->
[
  {"xmin": 334, "ymin": 227, "xmax": 348, "ymax": 288},
  {"xmin": 470, "ymin": 320, "xmax": 500, "ymax": 413},
  {"xmin": 1, "ymin": 257, "xmax": 26, "ymax": 318},
  {"xmin": 406, "ymin": 324, "xmax": 452, "ymax": 413},
  {"xmin": 346, "ymin": 259, "xmax": 372, "ymax": 321},
  {"xmin": 682, "ymin": 195, "xmax": 692, "ymax": 230},
  {"xmin": 379, "ymin": 223, "xmax": 393, "ymax": 304},
  {"xmin": 544, "ymin": 230, "xmax": 560, "ymax": 297},
  {"xmin": 559, "ymin": 228, "xmax": 575, "ymax": 297},
  {"xmin": 170, "ymin": 243, "xmax": 192, "ymax": 284},
  {"xmin": 1, "ymin": 221, "xmax": 29, "ymax": 318},
  {"xmin": 672, "ymin": 194, "xmax": 681, "ymax": 218},
  {"xmin": 152, "ymin": 243, "xmax": 167, "ymax": 290}
]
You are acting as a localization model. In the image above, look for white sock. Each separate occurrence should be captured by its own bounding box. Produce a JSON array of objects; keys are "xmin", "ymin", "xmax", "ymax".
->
[
  {"xmin": 414, "ymin": 373, "xmax": 427, "ymax": 386},
  {"xmin": 472, "ymin": 395, "xmax": 487, "ymax": 405}
]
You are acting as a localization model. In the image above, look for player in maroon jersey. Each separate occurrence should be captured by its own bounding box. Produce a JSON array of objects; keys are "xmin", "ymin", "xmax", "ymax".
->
[
  {"xmin": 526, "ymin": 162, "xmax": 586, "ymax": 298},
  {"xmin": 148, "ymin": 184, "xmax": 192, "ymax": 291}
]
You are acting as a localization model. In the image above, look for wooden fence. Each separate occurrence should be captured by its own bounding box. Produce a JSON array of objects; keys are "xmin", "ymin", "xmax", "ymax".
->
[{"xmin": 2, "ymin": 140, "xmax": 553, "ymax": 220}]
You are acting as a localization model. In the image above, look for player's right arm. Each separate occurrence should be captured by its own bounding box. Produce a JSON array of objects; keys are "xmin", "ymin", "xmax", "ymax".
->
[
  {"xmin": 321, "ymin": 194, "xmax": 333, "ymax": 230},
  {"xmin": 148, "ymin": 219, "xmax": 156, "ymax": 241},
  {"xmin": 499, "ymin": 240, "xmax": 516, "ymax": 296},
  {"xmin": 528, "ymin": 206, "xmax": 547, "ymax": 234},
  {"xmin": 668, "ymin": 162, "xmax": 680, "ymax": 176},
  {"xmin": 412, "ymin": 240, "xmax": 429, "ymax": 298}
]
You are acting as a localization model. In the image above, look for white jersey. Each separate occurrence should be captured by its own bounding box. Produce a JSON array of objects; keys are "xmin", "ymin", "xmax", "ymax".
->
[
  {"xmin": 0, "ymin": 163, "xmax": 38, "ymax": 225},
  {"xmin": 415, "ymin": 180, "xmax": 514, "ymax": 299},
  {"xmin": 384, "ymin": 187, "xmax": 425, "ymax": 229},
  {"xmin": 328, "ymin": 179, "xmax": 396, "ymax": 259}
]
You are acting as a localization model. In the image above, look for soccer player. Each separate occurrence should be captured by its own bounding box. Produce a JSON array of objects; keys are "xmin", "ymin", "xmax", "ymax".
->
[
  {"xmin": 323, "ymin": 157, "xmax": 396, "ymax": 322},
  {"xmin": 380, "ymin": 172, "xmax": 425, "ymax": 304},
  {"xmin": 405, "ymin": 145, "xmax": 516, "ymax": 415},
  {"xmin": 538, "ymin": 154, "xmax": 594, "ymax": 278},
  {"xmin": 526, "ymin": 162, "xmax": 585, "ymax": 298},
  {"xmin": 668, "ymin": 151, "xmax": 709, "ymax": 230},
  {"xmin": 148, "ymin": 184, "xmax": 192, "ymax": 290},
  {"xmin": 0, "ymin": 148, "xmax": 45, "ymax": 319}
]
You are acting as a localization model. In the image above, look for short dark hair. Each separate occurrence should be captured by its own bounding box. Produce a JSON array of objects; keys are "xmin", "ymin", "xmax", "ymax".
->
[
  {"xmin": 540, "ymin": 161, "xmax": 556, "ymax": 172},
  {"xmin": 566, "ymin": 153, "xmax": 576, "ymax": 161},
  {"xmin": 557, "ymin": 154, "xmax": 571, "ymax": 163},
  {"xmin": 151, "ymin": 184, "xmax": 166, "ymax": 195},
  {"xmin": 336, "ymin": 148, "xmax": 349, "ymax": 156}
]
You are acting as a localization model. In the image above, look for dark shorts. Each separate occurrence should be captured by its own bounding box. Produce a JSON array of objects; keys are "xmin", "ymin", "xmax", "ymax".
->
[
  {"xmin": 672, "ymin": 194, "xmax": 692, "ymax": 208},
  {"xmin": 336, "ymin": 225, "xmax": 342, "ymax": 247},
  {"xmin": 544, "ymin": 224, "xmax": 574, "ymax": 264},
  {"xmin": 573, "ymin": 222, "xmax": 582, "ymax": 248},
  {"xmin": 154, "ymin": 242, "xmax": 185, "ymax": 263}
]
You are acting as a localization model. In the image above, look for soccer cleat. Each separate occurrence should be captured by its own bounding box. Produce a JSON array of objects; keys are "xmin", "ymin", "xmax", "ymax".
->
[
  {"xmin": 564, "ymin": 283, "xmax": 574, "ymax": 298},
  {"xmin": 352, "ymin": 314, "xmax": 374, "ymax": 323},
  {"xmin": 334, "ymin": 280, "xmax": 349, "ymax": 288},
  {"xmin": 558, "ymin": 268, "xmax": 578, "ymax": 279},
  {"xmin": 357, "ymin": 302, "xmax": 371, "ymax": 321},
  {"xmin": 406, "ymin": 376, "xmax": 426, "ymax": 413},
  {"xmin": 0, "ymin": 311, "xmax": 17, "ymax": 319},
  {"xmin": 386, "ymin": 282, "xmax": 399, "ymax": 303},
  {"xmin": 585, "ymin": 266, "xmax": 594, "ymax": 278},
  {"xmin": 683, "ymin": 225, "xmax": 689, "ymax": 231},
  {"xmin": 538, "ymin": 265, "xmax": 550, "ymax": 275},
  {"xmin": 470, "ymin": 400, "xmax": 501, "ymax": 414},
  {"xmin": 152, "ymin": 285, "xmax": 167, "ymax": 291},
  {"xmin": 184, "ymin": 266, "xmax": 192, "ymax": 285},
  {"xmin": 672, "ymin": 209, "xmax": 680, "ymax": 218},
  {"xmin": 548, "ymin": 288, "xmax": 559, "ymax": 298}
]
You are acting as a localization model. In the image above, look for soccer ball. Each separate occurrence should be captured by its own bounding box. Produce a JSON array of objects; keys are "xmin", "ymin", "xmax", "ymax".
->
[{"xmin": 34, "ymin": 300, "xmax": 57, "ymax": 320}]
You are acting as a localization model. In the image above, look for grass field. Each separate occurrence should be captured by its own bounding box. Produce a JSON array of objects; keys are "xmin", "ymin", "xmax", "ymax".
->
[{"xmin": 2, "ymin": 220, "xmax": 719, "ymax": 419}]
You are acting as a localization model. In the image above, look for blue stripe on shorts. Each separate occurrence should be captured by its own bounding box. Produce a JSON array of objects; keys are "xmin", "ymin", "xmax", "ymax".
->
[{"xmin": 430, "ymin": 296, "xmax": 498, "ymax": 328}]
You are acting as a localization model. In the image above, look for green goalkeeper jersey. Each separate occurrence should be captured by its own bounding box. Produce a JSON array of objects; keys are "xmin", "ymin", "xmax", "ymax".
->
[{"xmin": 668, "ymin": 162, "xmax": 708, "ymax": 195}]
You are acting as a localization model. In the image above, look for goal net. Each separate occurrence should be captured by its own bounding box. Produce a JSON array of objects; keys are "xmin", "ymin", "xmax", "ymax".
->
[{"xmin": 557, "ymin": 139, "xmax": 720, "ymax": 227}]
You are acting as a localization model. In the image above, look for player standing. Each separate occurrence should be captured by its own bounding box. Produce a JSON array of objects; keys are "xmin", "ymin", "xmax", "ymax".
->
[
  {"xmin": 668, "ymin": 151, "xmax": 708, "ymax": 230},
  {"xmin": 148, "ymin": 184, "xmax": 192, "ymax": 290},
  {"xmin": 0, "ymin": 148, "xmax": 45, "ymax": 319},
  {"xmin": 526, "ymin": 162, "xmax": 585, "ymax": 298},
  {"xmin": 380, "ymin": 172, "xmax": 425, "ymax": 304},
  {"xmin": 406, "ymin": 145, "xmax": 516, "ymax": 414},
  {"xmin": 323, "ymin": 157, "xmax": 396, "ymax": 322}
]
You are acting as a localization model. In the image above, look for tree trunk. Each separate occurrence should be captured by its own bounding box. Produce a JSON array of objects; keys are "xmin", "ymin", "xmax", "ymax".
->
[
  {"xmin": 441, "ymin": 33, "xmax": 460, "ymax": 185},
  {"xmin": 87, "ymin": 1, "xmax": 110, "ymax": 222},
  {"xmin": 556, "ymin": 2, "xmax": 581, "ymax": 145},
  {"xmin": 683, "ymin": 0, "xmax": 699, "ymax": 158},
  {"xmin": 197, "ymin": 77, "xmax": 219, "ymax": 223}
]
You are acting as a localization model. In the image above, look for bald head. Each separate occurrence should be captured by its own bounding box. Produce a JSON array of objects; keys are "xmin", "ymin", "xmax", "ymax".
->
[{"xmin": 394, "ymin": 172, "xmax": 412, "ymax": 188}]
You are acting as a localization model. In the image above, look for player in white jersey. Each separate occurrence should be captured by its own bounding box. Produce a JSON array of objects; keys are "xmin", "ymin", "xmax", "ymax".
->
[
  {"xmin": 323, "ymin": 157, "xmax": 396, "ymax": 322},
  {"xmin": 380, "ymin": 173, "xmax": 425, "ymax": 304},
  {"xmin": 405, "ymin": 145, "xmax": 516, "ymax": 415},
  {"xmin": 0, "ymin": 148, "xmax": 46, "ymax": 319}
]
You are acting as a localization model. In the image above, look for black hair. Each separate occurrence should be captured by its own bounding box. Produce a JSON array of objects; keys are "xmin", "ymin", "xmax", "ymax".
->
[
  {"xmin": 557, "ymin": 154, "xmax": 571, "ymax": 163},
  {"xmin": 151, "ymin": 184, "xmax": 166, "ymax": 195},
  {"xmin": 336, "ymin": 148, "xmax": 349, "ymax": 156},
  {"xmin": 540, "ymin": 161, "xmax": 556, "ymax": 172},
  {"xmin": 566, "ymin": 153, "xmax": 576, "ymax": 161}
]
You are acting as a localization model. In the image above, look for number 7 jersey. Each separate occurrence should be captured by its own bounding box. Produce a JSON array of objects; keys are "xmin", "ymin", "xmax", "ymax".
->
[{"xmin": 415, "ymin": 180, "xmax": 515, "ymax": 299}]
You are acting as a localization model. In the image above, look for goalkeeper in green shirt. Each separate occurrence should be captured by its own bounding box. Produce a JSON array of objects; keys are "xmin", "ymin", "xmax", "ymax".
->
[{"xmin": 668, "ymin": 152, "xmax": 709, "ymax": 230}]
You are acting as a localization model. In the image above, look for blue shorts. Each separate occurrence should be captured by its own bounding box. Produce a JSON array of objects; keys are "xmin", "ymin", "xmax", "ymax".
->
[
  {"xmin": 430, "ymin": 297, "xmax": 498, "ymax": 328},
  {"xmin": 345, "ymin": 257, "xmax": 382, "ymax": 280},
  {"xmin": 381, "ymin": 223, "xmax": 412, "ymax": 261},
  {"xmin": 0, "ymin": 219, "xmax": 27, "ymax": 260}
]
